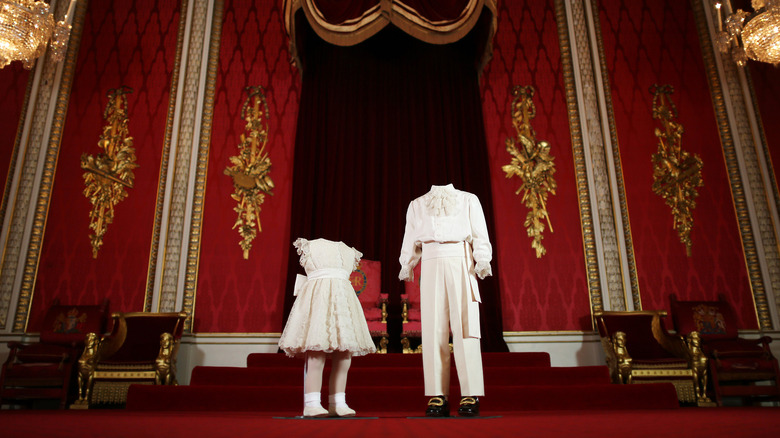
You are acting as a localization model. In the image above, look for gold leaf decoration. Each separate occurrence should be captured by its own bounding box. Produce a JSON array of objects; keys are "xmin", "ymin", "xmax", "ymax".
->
[
  {"xmin": 224, "ymin": 86, "xmax": 274, "ymax": 259},
  {"xmin": 81, "ymin": 86, "xmax": 138, "ymax": 259},
  {"xmin": 502, "ymin": 85, "xmax": 557, "ymax": 258},
  {"xmin": 650, "ymin": 84, "xmax": 703, "ymax": 257}
]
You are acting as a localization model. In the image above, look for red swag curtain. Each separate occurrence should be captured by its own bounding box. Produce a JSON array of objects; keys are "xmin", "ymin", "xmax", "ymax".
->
[{"xmin": 283, "ymin": 5, "xmax": 506, "ymax": 352}]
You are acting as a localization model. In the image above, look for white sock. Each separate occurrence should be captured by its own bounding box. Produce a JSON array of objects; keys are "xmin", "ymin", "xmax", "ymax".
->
[
  {"xmin": 304, "ymin": 392, "xmax": 321, "ymax": 407},
  {"xmin": 328, "ymin": 392, "xmax": 347, "ymax": 407}
]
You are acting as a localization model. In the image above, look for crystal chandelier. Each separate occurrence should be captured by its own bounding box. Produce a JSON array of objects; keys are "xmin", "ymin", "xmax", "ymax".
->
[
  {"xmin": 0, "ymin": 0, "xmax": 75, "ymax": 69},
  {"xmin": 714, "ymin": 0, "xmax": 780, "ymax": 66}
]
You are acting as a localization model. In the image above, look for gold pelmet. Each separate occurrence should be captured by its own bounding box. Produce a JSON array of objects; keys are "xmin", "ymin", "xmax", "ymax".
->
[
  {"xmin": 224, "ymin": 86, "xmax": 275, "ymax": 259},
  {"xmin": 502, "ymin": 85, "xmax": 557, "ymax": 258},
  {"xmin": 649, "ymin": 84, "xmax": 703, "ymax": 257},
  {"xmin": 81, "ymin": 86, "xmax": 138, "ymax": 258}
]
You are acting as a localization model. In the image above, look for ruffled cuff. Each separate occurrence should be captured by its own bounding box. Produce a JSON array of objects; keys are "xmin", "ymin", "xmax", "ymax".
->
[
  {"xmin": 475, "ymin": 261, "xmax": 492, "ymax": 280},
  {"xmin": 398, "ymin": 265, "xmax": 413, "ymax": 282}
]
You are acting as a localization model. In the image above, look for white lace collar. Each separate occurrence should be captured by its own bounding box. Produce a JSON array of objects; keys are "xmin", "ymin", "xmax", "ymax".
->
[{"xmin": 424, "ymin": 184, "xmax": 458, "ymax": 216}]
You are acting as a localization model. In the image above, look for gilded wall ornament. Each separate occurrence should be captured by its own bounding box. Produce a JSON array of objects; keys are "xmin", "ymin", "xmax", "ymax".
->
[
  {"xmin": 81, "ymin": 86, "xmax": 138, "ymax": 258},
  {"xmin": 650, "ymin": 84, "xmax": 703, "ymax": 257},
  {"xmin": 502, "ymin": 85, "xmax": 557, "ymax": 258},
  {"xmin": 224, "ymin": 86, "xmax": 274, "ymax": 259}
]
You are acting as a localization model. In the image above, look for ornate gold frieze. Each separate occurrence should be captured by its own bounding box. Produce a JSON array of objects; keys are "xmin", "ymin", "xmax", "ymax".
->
[
  {"xmin": 502, "ymin": 85, "xmax": 558, "ymax": 258},
  {"xmin": 224, "ymin": 86, "xmax": 275, "ymax": 259},
  {"xmin": 649, "ymin": 84, "xmax": 703, "ymax": 257},
  {"xmin": 81, "ymin": 86, "xmax": 138, "ymax": 258}
]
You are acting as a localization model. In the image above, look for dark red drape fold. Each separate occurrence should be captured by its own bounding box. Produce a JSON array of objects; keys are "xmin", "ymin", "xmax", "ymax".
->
[{"xmin": 284, "ymin": 8, "xmax": 507, "ymax": 352}]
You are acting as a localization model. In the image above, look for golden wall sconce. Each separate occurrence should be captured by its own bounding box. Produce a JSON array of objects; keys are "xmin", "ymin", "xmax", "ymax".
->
[
  {"xmin": 224, "ymin": 86, "xmax": 274, "ymax": 259},
  {"xmin": 502, "ymin": 85, "xmax": 557, "ymax": 258},
  {"xmin": 650, "ymin": 84, "xmax": 703, "ymax": 257},
  {"xmin": 81, "ymin": 86, "xmax": 138, "ymax": 258}
]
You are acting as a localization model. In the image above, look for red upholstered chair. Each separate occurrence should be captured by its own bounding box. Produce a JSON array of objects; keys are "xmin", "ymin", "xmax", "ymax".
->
[
  {"xmin": 670, "ymin": 294, "xmax": 780, "ymax": 406},
  {"xmin": 595, "ymin": 311, "xmax": 712, "ymax": 406},
  {"xmin": 401, "ymin": 263, "xmax": 423, "ymax": 353},
  {"xmin": 349, "ymin": 259, "xmax": 388, "ymax": 353},
  {"xmin": 73, "ymin": 311, "xmax": 187, "ymax": 408},
  {"xmin": 0, "ymin": 299, "xmax": 109, "ymax": 409}
]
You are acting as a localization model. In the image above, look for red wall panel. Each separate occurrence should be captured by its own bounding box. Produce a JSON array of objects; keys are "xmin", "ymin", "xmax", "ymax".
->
[
  {"xmin": 482, "ymin": 0, "xmax": 591, "ymax": 331},
  {"xmin": 0, "ymin": 64, "xmax": 30, "ymax": 218},
  {"xmin": 598, "ymin": 0, "xmax": 755, "ymax": 327},
  {"xmin": 29, "ymin": 0, "xmax": 180, "ymax": 330},
  {"xmin": 194, "ymin": 0, "xmax": 299, "ymax": 333}
]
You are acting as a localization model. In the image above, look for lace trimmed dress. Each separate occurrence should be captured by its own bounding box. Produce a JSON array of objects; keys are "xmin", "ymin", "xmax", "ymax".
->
[{"xmin": 278, "ymin": 238, "xmax": 376, "ymax": 358}]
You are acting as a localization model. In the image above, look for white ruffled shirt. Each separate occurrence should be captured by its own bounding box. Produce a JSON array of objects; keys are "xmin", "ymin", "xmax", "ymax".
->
[{"xmin": 398, "ymin": 184, "xmax": 493, "ymax": 281}]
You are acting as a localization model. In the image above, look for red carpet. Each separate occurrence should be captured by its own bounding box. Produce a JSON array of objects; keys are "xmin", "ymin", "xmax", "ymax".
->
[
  {"xmin": 5, "ymin": 353, "xmax": 779, "ymax": 437},
  {"xmin": 3, "ymin": 408, "xmax": 780, "ymax": 438},
  {"xmin": 125, "ymin": 352, "xmax": 680, "ymax": 412}
]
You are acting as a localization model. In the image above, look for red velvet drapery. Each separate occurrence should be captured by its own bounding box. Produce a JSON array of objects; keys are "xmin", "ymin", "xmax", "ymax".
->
[{"xmin": 283, "ymin": 5, "xmax": 507, "ymax": 352}]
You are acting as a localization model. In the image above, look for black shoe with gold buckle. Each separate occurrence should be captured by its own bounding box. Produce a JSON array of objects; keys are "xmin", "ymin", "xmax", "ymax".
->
[
  {"xmin": 458, "ymin": 396, "xmax": 480, "ymax": 417},
  {"xmin": 425, "ymin": 396, "xmax": 450, "ymax": 417}
]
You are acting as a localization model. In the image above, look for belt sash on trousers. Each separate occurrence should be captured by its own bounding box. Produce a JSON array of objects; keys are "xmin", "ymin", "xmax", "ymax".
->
[{"xmin": 421, "ymin": 241, "xmax": 481, "ymax": 338}]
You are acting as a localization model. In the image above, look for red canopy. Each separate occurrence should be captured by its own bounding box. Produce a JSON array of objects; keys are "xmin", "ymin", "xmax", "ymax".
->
[{"xmin": 284, "ymin": 0, "xmax": 497, "ymax": 71}]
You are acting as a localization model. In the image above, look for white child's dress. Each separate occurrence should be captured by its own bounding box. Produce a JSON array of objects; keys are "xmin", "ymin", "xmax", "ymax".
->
[{"xmin": 278, "ymin": 238, "xmax": 376, "ymax": 357}]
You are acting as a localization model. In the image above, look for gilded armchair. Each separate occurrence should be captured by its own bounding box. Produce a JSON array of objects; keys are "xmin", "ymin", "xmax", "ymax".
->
[
  {"xmin": 595, "ymin": 310, "xmax": 712, "ymax": 406},
  {"xmin": 670, "ymin": 294, "xmax": 780, "ymax": 405},
  {"xmin": 72, "ymin": 311, "xmax": 187, "ymax": 408}
]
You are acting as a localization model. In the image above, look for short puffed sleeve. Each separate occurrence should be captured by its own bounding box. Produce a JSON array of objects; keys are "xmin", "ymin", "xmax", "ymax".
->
[
  {"xmin": 351, "ymin": 247, "xmax": 363, "ymax": 271},
  {"xmin": 293, "ymin": 238, "xmax": 310, "ymax": 267}
]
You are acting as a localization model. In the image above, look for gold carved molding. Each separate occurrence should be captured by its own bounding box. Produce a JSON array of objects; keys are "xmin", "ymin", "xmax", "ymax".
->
[
  {"xmin": 81, "ymin": 86, "xmax": 139, "ymax": 258},
  {"xmin": 224, "ymin": 86, "xmax": 275, "ymax": 259},
  {"xmin": 649, "ymin": 84, "xmax": 703, "ymax": 257},
  {"xmin": 502, "ymin": 85, "xmax": 558, "ymax": 258}
]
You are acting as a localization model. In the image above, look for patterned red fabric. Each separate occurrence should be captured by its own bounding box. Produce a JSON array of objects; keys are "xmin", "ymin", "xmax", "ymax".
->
[
  {"xmin": 670, "ymin": 297, "xmax": 738, "ymax": 340},
  {"xmin": 30, "ymin": 0, "xmax": 180, "ymax": 329},
  {"xmin": 351, "ymin": 259, "xmax": 381, "ymax": 303},
  {"xmin": 598, "ymin": 0, "xmax": 755, "ymax": 327},
  {"xmin": 38, "ymin": 302, "xmax": 108, "ymax": 346},
  {"xmin": 194, "ymin": 0, "xmax": 300, "ymax": 333},
  {"xmin": 352, "ymin": 259, "xmax": 384, "ymax": 329},
  {"xmin": 481, "ymin": 0, "xmax": 589, "ymax": 331}
]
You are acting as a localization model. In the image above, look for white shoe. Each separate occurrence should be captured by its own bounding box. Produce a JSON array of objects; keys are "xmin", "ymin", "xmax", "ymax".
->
[
  {"xmin": 329, "ymin": 404, "xmax": 356, "ymax": 417},
  {"xmin": 303, "ymin": 405, "xmax": 329, "ymax": 417}
]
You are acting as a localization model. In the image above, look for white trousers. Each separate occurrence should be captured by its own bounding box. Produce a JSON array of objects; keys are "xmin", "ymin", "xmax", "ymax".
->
[{"xmin": 420, "ymin": 242, "xmax": 484, "ymax": 397}]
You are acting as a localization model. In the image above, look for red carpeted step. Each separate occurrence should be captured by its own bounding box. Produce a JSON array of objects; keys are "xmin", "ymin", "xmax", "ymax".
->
[
  {"xmin": 478, "ymin": 366, "xmax": 610, "ymax": 386},
  {"xmin": 126, "ymin": 384, "xmax": 422, "ymax": 413},
  {"xmin": 191, "ymin": 363, "xmax": 598, "ymax": 388},
  {"xmin": 481, "ymin": 352, "xmax": 551, "ymax": 367},
  {"xmin": 127, "ymin": 381, "xmax": 679, "ymax": 412},
  {"xmin": 477, "ymin": 383, "xmax": 681, "ymax": 411},
  {"xmin": 245, "ymin": 352, "xmax": 551, "ymax": 368},
  {"xmin": 191, "ymin": 366, "xmax": 302, "ymax": 386},
  {"xmin": 126, "ymin": 384, "xmax": 301, "ymax": 412},
  {"xmin": 190, "ymin": 365, "xmax": 426, "ymax": 387}
]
